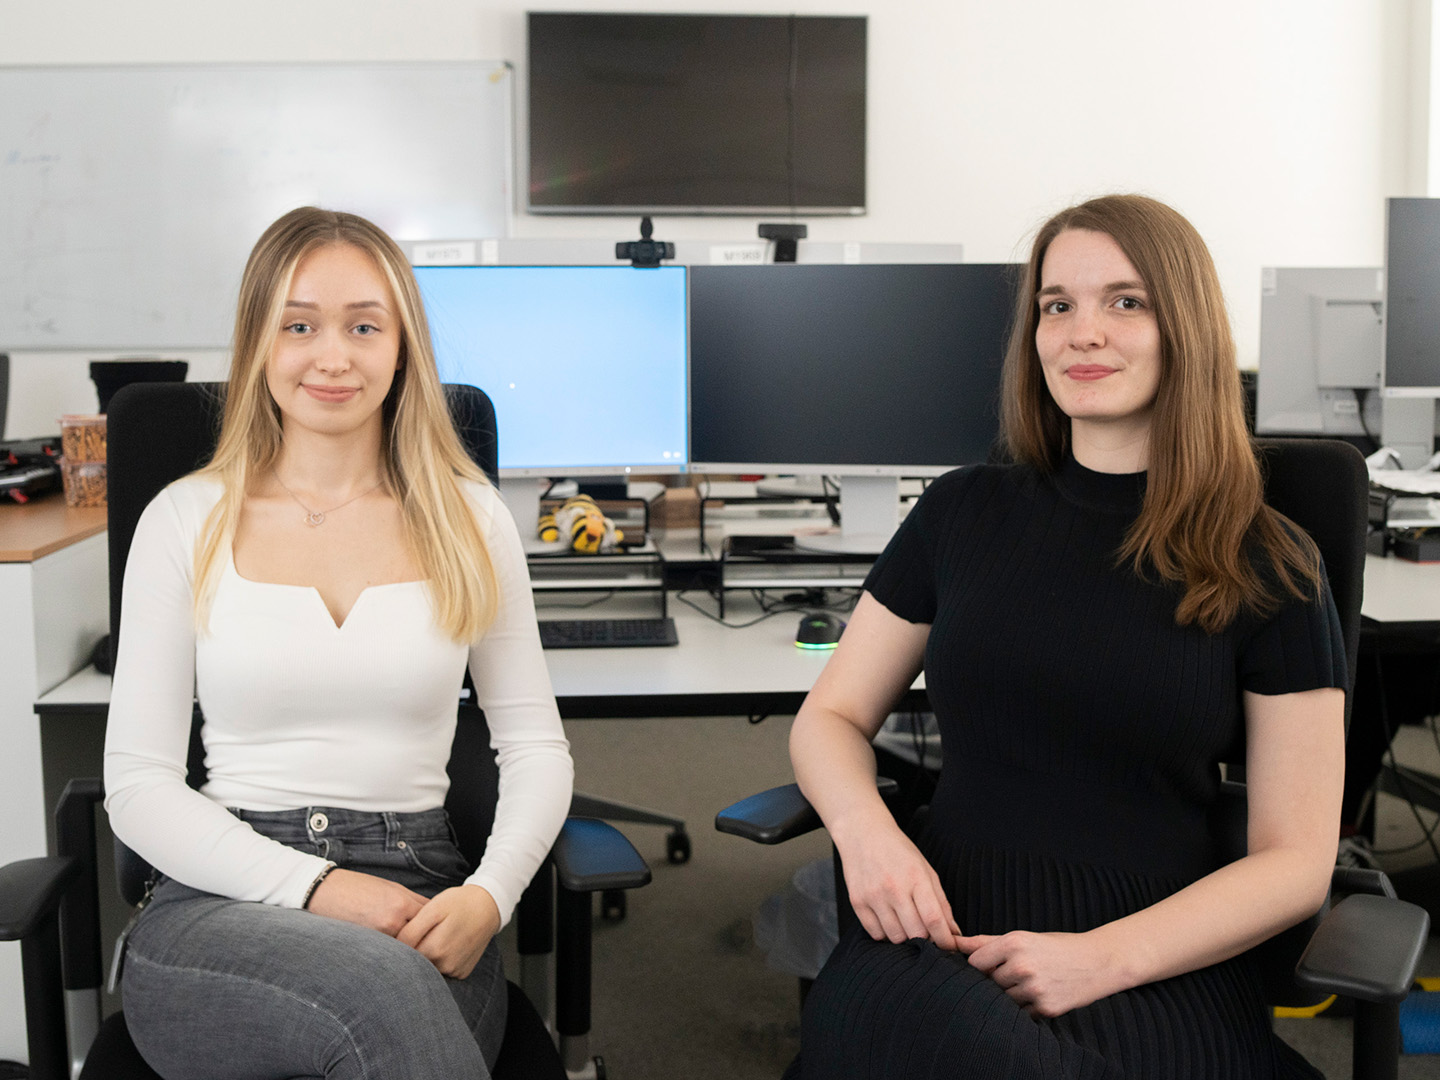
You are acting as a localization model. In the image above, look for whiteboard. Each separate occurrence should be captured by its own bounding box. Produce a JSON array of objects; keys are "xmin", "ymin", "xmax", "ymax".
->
[{"xmin": 0, "ymin": 62, "xmax": 514, "ymax": 351}]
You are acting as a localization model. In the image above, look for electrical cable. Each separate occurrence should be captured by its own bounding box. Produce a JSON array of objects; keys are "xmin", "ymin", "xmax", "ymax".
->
[
  {"xmin": 674, "ymin": 586, "xmax": 859, "ymax": 629},
  {"xmin": 820, "ymin": 475, "xmax": 841, "ymax": 526},
  {"xmin": 1352, "ymin": 388, "xmax": 1381, "ymax": 454}
]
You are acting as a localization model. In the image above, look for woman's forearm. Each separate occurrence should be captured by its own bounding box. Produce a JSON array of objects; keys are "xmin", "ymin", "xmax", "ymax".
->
[
  {"xmin": 790, "ymin": 704, "xmax": 896, "ymax": 846},
  {"xmin": 1090, "ymin": 845, "xmax": 1332, "ymax": 996}
]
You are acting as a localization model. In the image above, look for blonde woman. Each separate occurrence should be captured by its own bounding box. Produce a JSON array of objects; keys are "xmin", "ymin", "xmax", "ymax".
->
[
  {"xmin": 104, "ymin": 207, "xmax": 572, "ymax": 1079},
  {"xmin": 788, "ymin": 196, "xmax": 1344, "ymax": 1079}
]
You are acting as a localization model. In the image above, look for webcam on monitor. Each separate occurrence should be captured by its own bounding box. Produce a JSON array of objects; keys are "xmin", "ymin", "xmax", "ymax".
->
[{"xmin": 616, "ymin": 217, "xmax": 675, "ymax": 269}]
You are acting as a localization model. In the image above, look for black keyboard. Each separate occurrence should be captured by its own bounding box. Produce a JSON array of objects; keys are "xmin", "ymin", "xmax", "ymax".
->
[{"xmin": 538, "ymin": 617, "xmax": 679, "ymax": 649}]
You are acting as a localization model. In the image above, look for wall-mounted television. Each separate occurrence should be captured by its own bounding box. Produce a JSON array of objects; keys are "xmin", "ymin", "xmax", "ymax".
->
[{"xmin": 527, "ymin": 12, "xmax": 867, "ymax": 216}]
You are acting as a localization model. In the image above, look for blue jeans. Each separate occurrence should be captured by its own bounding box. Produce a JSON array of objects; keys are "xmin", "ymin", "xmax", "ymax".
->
[{"xmin": 121, "ymin": 807, "xmax": 506, "ymax": 1080}]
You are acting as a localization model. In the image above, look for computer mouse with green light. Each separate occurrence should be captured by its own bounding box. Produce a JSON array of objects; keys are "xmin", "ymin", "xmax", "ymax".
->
[{"xmin": 795, "ymin": 612, "xmax": 846, "ymax": 649}]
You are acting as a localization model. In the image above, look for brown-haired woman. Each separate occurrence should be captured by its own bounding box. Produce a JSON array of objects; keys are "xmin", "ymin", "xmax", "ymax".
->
[{"xmin": 787, "ymin": 194, "xmax": 1344, "ymax": 1079}]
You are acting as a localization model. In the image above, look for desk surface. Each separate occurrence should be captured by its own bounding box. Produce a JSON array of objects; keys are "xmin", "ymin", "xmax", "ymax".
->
[
  {"xmin": 0, "ymin": 498, "xmax": 106, "ymax": 563},
  {"xmin": 37, "ymin": 591, "xmax": 922, "ymax": 720},
  {"xmin": 36, "ymin": 554, "xmax": 1439, "ymax": 719},
  {"xmin": 1361, "ymin": 553, "xmax": 1440, "ymax": 628}
]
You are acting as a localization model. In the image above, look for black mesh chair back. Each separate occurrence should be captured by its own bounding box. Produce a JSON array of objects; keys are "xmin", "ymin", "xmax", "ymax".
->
[
  {"xmin": 1253, "ymin": 438, "xmax": 1368, "ymax": 727},
  {"xmin": 104, "ymin": 380, "xmax": 502, "ymax": 902},
  {"xmin": 1221, "ymin": 438, "xmax": 1369, "ymax": 1006}
]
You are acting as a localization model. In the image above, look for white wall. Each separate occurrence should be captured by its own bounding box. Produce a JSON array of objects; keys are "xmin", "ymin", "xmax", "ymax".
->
[{"xmin": 0, "ymin": 0, "xmax": 1420, "ymax": 433}]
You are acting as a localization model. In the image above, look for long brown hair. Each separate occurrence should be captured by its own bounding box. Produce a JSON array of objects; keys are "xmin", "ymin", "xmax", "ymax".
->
[
  {"xmin": 1000, "ymin": 194, "xmax": 1321, "ymax": 632},
  {"xmin": 193, "ymin": 207, "xmax": 499, "ymax": 642}
]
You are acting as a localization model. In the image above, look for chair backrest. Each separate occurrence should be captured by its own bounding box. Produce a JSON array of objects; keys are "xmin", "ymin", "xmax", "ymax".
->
[
  {"xmin": 1252, "ymin": 438, "xmax": 1368, "ymax": 726},
  {"xmin": 1228, "ymin": 437, "xmax": 1368, "ymax": 1005},
  {"xmin": 105, "ymin": 380, "xmax": 502, "ymax": 902},
  {"xmin": 106, "ymin": 381, "xmax": 499, "ymax": 659}
]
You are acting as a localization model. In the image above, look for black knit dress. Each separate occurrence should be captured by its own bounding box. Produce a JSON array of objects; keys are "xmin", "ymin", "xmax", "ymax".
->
[{"xmin": 798, "ymin": 458, "xmax": 1346, "ymax": 1080}]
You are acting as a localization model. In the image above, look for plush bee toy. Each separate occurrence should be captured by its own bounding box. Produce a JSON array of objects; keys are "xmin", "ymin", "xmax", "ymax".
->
[{"xmin": 538, "ymin": 494, "xmax": 625, "ymax": 554}]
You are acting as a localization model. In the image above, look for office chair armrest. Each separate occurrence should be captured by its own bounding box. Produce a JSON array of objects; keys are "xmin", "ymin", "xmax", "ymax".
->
[
  {"xmin": 714, "ymin": 777, "xmax": 900, "ymax": 845},
  {"xmin": 1331, "ymin": 865, "xmax": 1398, "ymax": 899},
  {"xmin": 0, "ymin": 857, "xmax": 79, "ymax": 940},
  {"xmin": 552, "ymin": 818, "xmax": 652, "ymax": 893},
  {"xmin": 1295, "ymin": 893, "xmax": 1431, "ymax": 1004}
]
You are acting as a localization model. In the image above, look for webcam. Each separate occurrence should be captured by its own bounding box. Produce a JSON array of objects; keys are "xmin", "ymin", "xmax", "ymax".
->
[
  {"xmin": 617, "ymin": 216, "xmax": 675, "ymax": 268},
  {"xmin": 758, "ymin": 223, "xmax": 808, "ymax": 263}
]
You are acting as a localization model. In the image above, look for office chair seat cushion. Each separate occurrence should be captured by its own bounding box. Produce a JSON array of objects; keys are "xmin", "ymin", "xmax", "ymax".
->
[{"xmin": 77, "ymin": 1012, "xmax": 158, "ymax": 1080}]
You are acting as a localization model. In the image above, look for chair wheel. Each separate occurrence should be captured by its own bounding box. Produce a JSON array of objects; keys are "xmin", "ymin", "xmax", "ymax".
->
[
  {"xmin": 600, "ymin": 888, "xmax": 627, "ymax": 922},
  {"xmin": 666, "ymin": 827, "xmax": 692, "ymax": 864},
  {"xmin": 592, "ymin": 1055, "xmax": 607, "ymax": 1080}
]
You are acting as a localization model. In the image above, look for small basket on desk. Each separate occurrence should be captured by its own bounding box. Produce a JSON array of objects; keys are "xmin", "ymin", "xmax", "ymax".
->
[{"xmin": 59, "ymin": 414, "xmax": 107, "ymax": 508}]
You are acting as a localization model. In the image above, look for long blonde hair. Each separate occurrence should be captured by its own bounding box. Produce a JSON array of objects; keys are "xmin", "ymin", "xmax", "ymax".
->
[
  {"xmin": 1001, "ymin": 194, "xmax": 1320, "ymax": 633},
  {"xmin": 193, "ymin": 207, "xmax": 499, "ymax": 642}
]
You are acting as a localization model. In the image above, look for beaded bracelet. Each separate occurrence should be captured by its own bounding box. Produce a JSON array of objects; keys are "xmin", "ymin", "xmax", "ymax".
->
[{"xmin": 302, "ymin": 863, "xmax": 337, "ymax": 910}]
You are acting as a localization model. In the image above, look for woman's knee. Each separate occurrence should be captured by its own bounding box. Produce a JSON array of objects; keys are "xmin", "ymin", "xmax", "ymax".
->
[{"xmin": 124, "ymin": 903, "xmax": 486, "ymax": 1078}]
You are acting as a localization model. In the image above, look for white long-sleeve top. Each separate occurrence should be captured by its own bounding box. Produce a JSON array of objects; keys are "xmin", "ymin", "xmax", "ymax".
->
[{"xmin": 103, "ymin": 474, "xmax": 573, "ymax": 926}]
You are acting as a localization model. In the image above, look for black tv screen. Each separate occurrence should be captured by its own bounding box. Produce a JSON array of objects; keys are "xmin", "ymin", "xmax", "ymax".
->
[{"xmin": 527, "ymin": 12, "xmax": 867, "ymax": 215}]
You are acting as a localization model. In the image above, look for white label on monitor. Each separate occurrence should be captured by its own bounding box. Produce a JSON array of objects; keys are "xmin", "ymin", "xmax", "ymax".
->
[
  {"xmin": 1261, "ymin": 267, "xmax": 1277, "ymax": 296},
  {"xmin": 413, "ymin": 241, "xmax": 477, "ymax": 266},
  {"xmin": 481, "ymin": 239, "xmax": 500, "ymax": 265},
  {"xmin": 843, "ymin": 242, "xmax": 862, "ymax": 264},
  {"xmin": 709, "ymin": 244, "xmax": 767, "ymax": 265}
]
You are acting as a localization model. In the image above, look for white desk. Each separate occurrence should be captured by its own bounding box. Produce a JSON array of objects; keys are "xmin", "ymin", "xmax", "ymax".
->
[
  {"xmin": 1361, "ymin": 553, "xmax": 1440, "ymax": 629},
  {"xmin": 38, "ymin": 590, "xmax": 926, "ymax": 722},
  {"xmin": 1, "ymin": 501, "xmax": 108, "ymax": 1063}
]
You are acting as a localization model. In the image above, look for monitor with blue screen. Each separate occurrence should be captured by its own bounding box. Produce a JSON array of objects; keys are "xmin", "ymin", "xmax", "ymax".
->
[{"xmin": 412, "ymin": 264, "xmax": 689, "ymax": 477}]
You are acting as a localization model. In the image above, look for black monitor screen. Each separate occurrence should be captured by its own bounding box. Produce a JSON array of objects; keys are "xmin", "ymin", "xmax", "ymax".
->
[
  {"xmin": 528, "ymin": 13, "xmax": 866, "ymax": 214},
  {"xmin": 689, "ymin": 264, "xmax": 1018, "ymax": 473},
  {"xmin": 1385, "ymin": 197, "xmax": 1440, "ymax": 392}
]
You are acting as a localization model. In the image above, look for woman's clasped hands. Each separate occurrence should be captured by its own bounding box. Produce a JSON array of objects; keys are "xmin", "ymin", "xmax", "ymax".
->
[
  {"xmin": 306, "ymin": 868, "xmax": 502, "ymax": 978},
  {"xmin": 957, "ymin": 929, "xmax": 1125, "ymax": 1018},
  {"xmin": 842, "ymin": 825, "xmax": 1123, "ymax": 1019}
]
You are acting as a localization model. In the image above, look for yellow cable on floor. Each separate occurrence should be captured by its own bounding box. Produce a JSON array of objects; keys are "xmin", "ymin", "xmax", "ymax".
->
[{"xmin": 1274, "ymin": 996, "xmax": 1338, "ymax": 1019}]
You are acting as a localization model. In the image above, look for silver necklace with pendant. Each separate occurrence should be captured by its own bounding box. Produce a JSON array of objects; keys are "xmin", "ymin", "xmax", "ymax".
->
[{"xmin": 274, "ymin": 473, "xmax": 383, "ymax": 527}]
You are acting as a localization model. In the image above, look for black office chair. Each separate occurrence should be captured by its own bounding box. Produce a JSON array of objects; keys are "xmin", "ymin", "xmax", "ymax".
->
[
  {"xmin": 717, "ymin": 438, "xmax": 1431, "ymax": 1080},
  {"xmin": 0, "ymin": 381, "xmax": 649, "ymax": 1080}
]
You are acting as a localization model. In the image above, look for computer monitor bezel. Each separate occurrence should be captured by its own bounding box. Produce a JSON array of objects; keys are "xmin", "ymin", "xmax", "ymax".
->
[{"xmin": 411, "ymin": 262, "xmax": 690, "ymax": 478}]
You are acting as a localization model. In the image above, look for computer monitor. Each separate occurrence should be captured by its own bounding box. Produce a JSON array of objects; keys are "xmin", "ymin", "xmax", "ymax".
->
[
  {"xmin": 689, "ymin": 263, "xmax": 1017, "ymax": 550},
  {"xmin": 1380, "ymin": 198, "xmax": 1440, "ymax": 466},
  {"xmin": 1255, "ymin": 267, "xmax": 1382, "ymax": 440},
  {"xmin": 413, "ymin": 264, "xmax": 689, "ymax": 524},
  {"xmin": 528, "ymin": 13, "xmax": 867, "ymax": 215},
  {"xmin": 1384, "ymin": 198, "xmax": 1440, "ymax": 396}
]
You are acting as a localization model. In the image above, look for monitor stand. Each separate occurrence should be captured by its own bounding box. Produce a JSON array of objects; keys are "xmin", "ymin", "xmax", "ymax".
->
[
  {"xmin": 1381, "ymin": 396, "xmax": 1438, "ymax": 468},
  {"xmin": 498, "ymin": 477, "xmax": 547, "ymax": 537},
  {"xmin": 793, "ymin": 475, "xmax": 900, "ymax": 556}
]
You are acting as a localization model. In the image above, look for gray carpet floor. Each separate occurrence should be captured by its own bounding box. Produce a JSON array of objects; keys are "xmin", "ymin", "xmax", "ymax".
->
[{"xmin": 499, "ymin": 714, "xmax": 1440, "ymax": 1080}]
